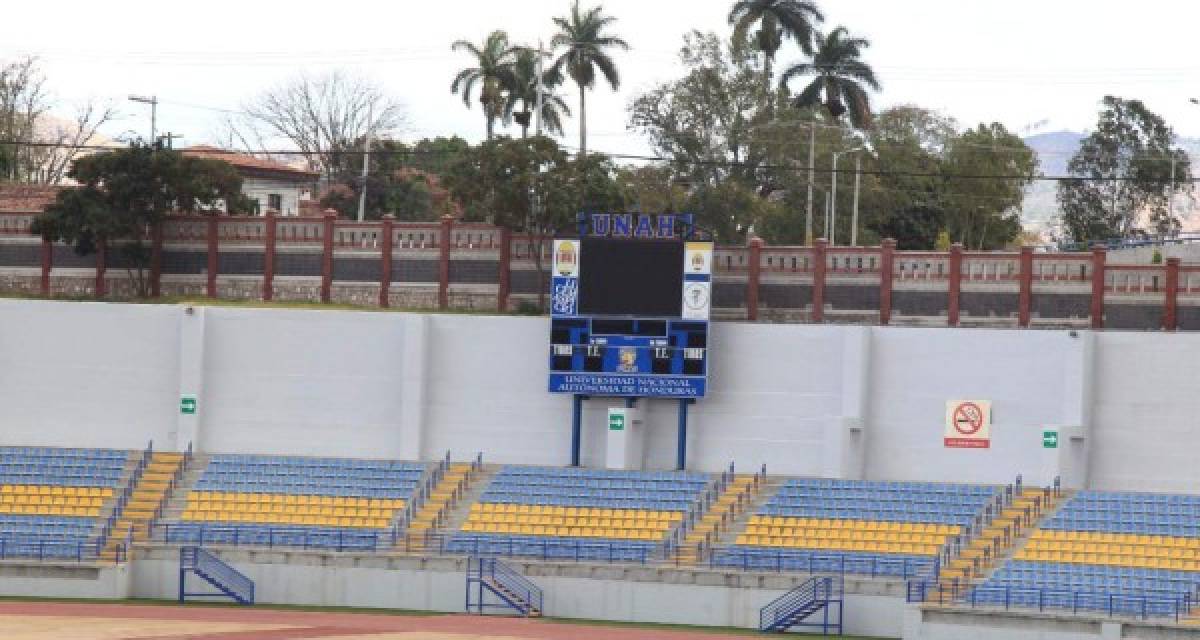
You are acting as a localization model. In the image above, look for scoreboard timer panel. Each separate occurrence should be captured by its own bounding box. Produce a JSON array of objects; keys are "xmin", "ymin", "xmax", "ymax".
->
[{"xmin": 547, "ymin": 232, "xmax": 713, "ymax": 398}]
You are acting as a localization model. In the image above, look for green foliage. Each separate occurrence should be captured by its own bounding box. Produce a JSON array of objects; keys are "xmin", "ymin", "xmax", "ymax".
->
[
  {"xmin": 629, "ymin": 31, "xmax": 767, "ymax": 187},
  {"xmin": 867, "ymin": 204, "xmax": 946, "ymax": 250},
  {"xmin": 728, "ymin": 0, "xmax": 824, "ymax": 89},
  {"xmin": 614, "ymin": 166, "xmax": 689, "ymax": 213},
  {"xmin": 32, "ymin": 144, "xmax": 252, "ymax": 297},
  {"xmin": 780, "ymin": 27, "xmax": 880, "ymax": 129},
  {"xmin": 321, "ymin": 138, "xmax": 459, "ymax": 221},
  {"xmin": 552, "ymin": 0, "xmax": 630, "ymax": 154},
  {"xmin": 1152, "ymin": 249, "xmax": 1163, "ymax": 264},
  {"xmin": 451, "ymin": 30, "xmax": 522, "ymax": 139},
  {"xmin": 504, "ymin": 48, "xmax": 570, "ymax": 138},
  {"xmin": 940, "ymin": 122, "xmax": 1036, "ymax": 249},
  {"xmin": 1057, "ymin": 96, "xmax": 1193, "ymax": 243}
]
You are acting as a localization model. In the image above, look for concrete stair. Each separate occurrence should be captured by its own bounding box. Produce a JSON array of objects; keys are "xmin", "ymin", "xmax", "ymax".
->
[
  {"xmin": 674, "ymin": 474, "xmax": 762, "ymax": 565},
  {"xmin": 398, "ymin": 462, "xmax": 479, "ymax": 552},
  {"xmin": 932, "ymin": 487, "xmax": 1068, "ymax": 600},
  {"xmin": 99, "ymin": 452, "xmax": 185, "ymax": 562}
]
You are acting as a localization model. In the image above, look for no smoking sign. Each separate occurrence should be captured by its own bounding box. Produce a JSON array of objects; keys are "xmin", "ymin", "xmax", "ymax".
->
[{"xmin": 945, "ymin": 400, "xmax": 991, "ymax": 448}]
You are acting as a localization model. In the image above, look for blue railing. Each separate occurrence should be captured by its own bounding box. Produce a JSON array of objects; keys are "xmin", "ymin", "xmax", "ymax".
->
[
  {"xmin": 474, "ymin": 557, "xmax": 542, "ymax": 613},
  {"xmin": 908, "ymin": 581, "xmax": 1193, "ymax": 621},
  {"xmin": 966, "ymin": 585, "xmax": 1192, "ymax": 621},
  {"xmin": 98, "ymin": 441, "xmax": 153, "ymax": 552},
  {"xmin": 760, "ymin": 576, "xmax": 841, "ymax": 632},
  {"xmin": 0, "ymin": 538, "xmax": 113, "ymax": 562},
  {"xmin": 710, "ymin": 547, "xmax": 932, "ymax": 579},
  {"xmin": 156, "ymin": 523, "xmax": 392, "ymax": 552},
  {"xmin": 437, "ymin": 533, "xmax": 661, "ymax": 564},
  {"xmin": 180, "ymin": 546, "xmax": 254, "ymax": 605}
]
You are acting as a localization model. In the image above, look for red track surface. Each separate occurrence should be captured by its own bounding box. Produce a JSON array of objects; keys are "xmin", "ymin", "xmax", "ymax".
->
[{"xmin": 0, "ymin": 601, "xmax": 756, "ymax": 639}]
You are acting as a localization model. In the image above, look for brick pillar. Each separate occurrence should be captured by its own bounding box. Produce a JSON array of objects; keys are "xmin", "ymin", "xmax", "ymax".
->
[
  {"xmin": 1017, "ymin": 246, "xmax": 1034, "ymax": 328},
  {"xmin": 947, "ymin": 243, "xmax": 963, "ymax": 327},
  {"xmin": 379, "ymin": 215, "xmax": 394, "ymax": 308},
  {"xmin": 321, "ymin": 210, "xmax": 337, "ymax": 304},
  {"xmin": 1164, "ymin": 257, "xmax": 1180, "ymax": 331},
  {"xmin": 438, "ymin": 215, "xmax": 454, "ymax": 310},
  {"xmin": 746, "ymin": 237, "xmax": 763, "ymax": 321},
  {"xmin": 40, "ymin": 238, "xmax": 51, "ymax": 296},
  {"xmin": 262, "ymin": 210, "xmax": 277, "ymax": 302},
  {"xmin": 206, "ymin": 216, "xmax": 219, "ymax": 298},
  {"xmin": 812, "ymin": 238, "xmax": 827, "ymax": 323},
  {"xmin": 879, "ymin": 239, "xmax": 896, "ymax": 326},
  {"xmin": 94, "ymin": 239, "xmax": 106, "ymax": 298},
  {"xmin": 1090, "ymin": 247, "xmax": 1107, "ymax": 330},
  {"xmin": 150, "ymin": 223, "xmax": 163, "ymax": 298},
  {"xmin": 497, "ymin": 226, "xmax": 512, "ymax": 313}
]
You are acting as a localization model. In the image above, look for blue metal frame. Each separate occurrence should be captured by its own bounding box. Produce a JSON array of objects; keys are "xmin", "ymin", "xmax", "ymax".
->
[
  {"xmin": 759, "ymin": 576, "xmax": 843, "ymax": 634},
  {"xmin": 178, "ymin": 546, "xmax": 254, "ymax": 605},
  {"xmin": 465, "ymin": 556, "xmax": 543, "ymax": 616}
]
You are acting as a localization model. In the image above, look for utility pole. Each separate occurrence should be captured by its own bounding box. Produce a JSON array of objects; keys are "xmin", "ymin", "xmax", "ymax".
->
[
  {"xmin": 356, "ymin": 104, "xmax": 374, "ymax": 222},
  {"xmin": 851, "ymin": 154, "xmax": 862, "ymax": 247},
  {"xmin": 160, "ymin": 132, "xmax": 184, "ymax": 150},
  {"xmin": 806, "ymin": 117, "xmax": 816, "ymax": 245},
  {"xmin": 830, "ymin": 152, "xmax": 840, "ymax": 246},
  {"xmin": 535, "ymin": 40, "xmax": 546, "ymax": 138},
  {"xmin": 128, "ymin": 95, "xmax": 158, "ymax": 146}
]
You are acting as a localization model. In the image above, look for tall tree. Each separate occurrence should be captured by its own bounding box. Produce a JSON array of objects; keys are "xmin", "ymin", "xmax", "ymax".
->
[
  {"xmin": 31, "ymin": 145, "xmax": 253, "ymax": 297},
  {"xmin": 780, "ymin": 26, "xmax": 880, "ymax": 129},
  {"xmin": 451, "ymin": 30, "xmax": 521, "ymax": 140},
  {"xmin": 629, "ymin": 31, "xmax": 766, "ymax": 187},
  {"xmin": 240, "ymin": 70, "xmax": 405, "ymax": 178},
  {"xmin": 1058, "ymin": 96, "xmax": 1192, "ymax": 243},
  {"xmin": 941, "ymin": 123, "xmax": 1037, "ymax": 250},
  {"xmin": 503, "ymin": 48, "xmax": 571, "ymax": 137},
  {"xmin": 727, "ymin": 0, "xmax": 823, "ymax": 91},
  {"xmin": 552, "ymin": 1, "xmax": 629, "ymax": 155}
]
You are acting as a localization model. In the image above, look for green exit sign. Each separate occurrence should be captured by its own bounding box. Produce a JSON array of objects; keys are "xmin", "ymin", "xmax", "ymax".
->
[
  {"xmin": 180, "ymin": 395, "xmax": 197, "ymax": 415},
  {"xmin": 1043, "ymin": 430, "xmax": 1058, "ymax": 449},
  {"xmin": 608, "ymin": 413, "xmax": 625, "ymax": 431}
]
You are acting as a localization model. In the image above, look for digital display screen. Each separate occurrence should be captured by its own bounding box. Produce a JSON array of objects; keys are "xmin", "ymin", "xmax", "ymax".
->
[{"xmin": 577, "ymin": 238, "xmax": 683, "ymax": 317}]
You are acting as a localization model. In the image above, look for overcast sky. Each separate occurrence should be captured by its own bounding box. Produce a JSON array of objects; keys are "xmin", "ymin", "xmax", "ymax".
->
[{"xmin": 4, "ymin": 0, "xmax": 1199, "ymax": 158}]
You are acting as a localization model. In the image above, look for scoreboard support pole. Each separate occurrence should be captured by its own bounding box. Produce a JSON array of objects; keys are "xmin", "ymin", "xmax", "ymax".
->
[
  {"xmin": 676, "ymin": 399, "xmax": 694, "ymax": 471},
  {"xmin": 571, "ymin": 395, "xmax": 586, "ymax": 467}
]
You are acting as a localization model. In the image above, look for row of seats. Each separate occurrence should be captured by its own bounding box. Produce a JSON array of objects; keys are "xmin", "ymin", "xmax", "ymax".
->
[
  {"xmin": 187, "ymin": 492, "xmax": 404, "ymax": 510},
  {"xmin": 163, "ymin": 523, "xmax": 389, "ymax": 551},
  {"xmin": 0, "ymin": 485, "xmax": 113, "ymax": 497},
  {"xmin": 470, "ymin": 513, "xmax": 675, "ymax": 530},
  {"xmin": 749, "ymin": 516, "xmax": 958, "ymax": 536},
  {"xmin": 185, "ymin": 503, "xmax": 395, "ymax": 519},
  {"xmin": 182, "ymin": 511, "xmax": 392, "ymax": 529},
  {"xmin": 734, "ymin": 536, "xmax": 940, "ymax": 556},
  {"xmin": 499, "ymin": 467, "xmax": 707, "ymax": 483},
  {"xmin": 712, "ymin": 547, "xmax": 933, "ymax": 578},
  {"xmin": 472, "ymin": 503, "xmax": 680, "ymax": 519},
  {"xmin": 461, "ymin": 523, "xmax": 665, "ymax": 540},
  {"xmin": 0, "ymin": 495, "xmax": 105, "ymax": 507},
  {"xmin": 210, "ymin": 455, "xmax": 424, "ymax": 471},
  {"xmin": 445, "ymin": 533, "xmax": 659, "ymax": 562},
  {"xmin": 978, "ymin": 489, "xmax": 1200, "ymax": 617},
  {"xmin": 0, "ymin": 505, "xmax": 102, "ymax": 517},
  {"xmin": 0, "ymin": 472, "xmax": 124, "ymax": 487},
  {"xmin": 0, "ymin": 449, "xmax": 127, "ymax": 463},
  {"xmin": 743, "ymin": 526, "xmax": 948, "ymax": 547}
]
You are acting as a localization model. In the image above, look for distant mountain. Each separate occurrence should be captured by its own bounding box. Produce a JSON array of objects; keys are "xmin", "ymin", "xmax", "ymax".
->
[{"xmin": 1019, "ymin": 131, "xmax": 1200, "ymax": 233}]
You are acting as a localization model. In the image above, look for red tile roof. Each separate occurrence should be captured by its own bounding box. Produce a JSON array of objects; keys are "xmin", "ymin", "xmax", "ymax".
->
[
  {"xmin": 0, "ymin": 184, "xmax": 65, "ymax": 212},
  {"xmin": 182, "ymin": 146, "xmax": 319, "ymax": 178}
]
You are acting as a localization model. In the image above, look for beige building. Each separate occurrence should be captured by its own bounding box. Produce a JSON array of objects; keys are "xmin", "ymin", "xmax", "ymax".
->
[{"xmin": 182, "ymin": 146, "xmax": 319, "ymax": 216}]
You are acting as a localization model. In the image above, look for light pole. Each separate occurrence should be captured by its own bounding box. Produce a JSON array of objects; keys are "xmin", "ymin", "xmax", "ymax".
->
[
  {"xmin": 831, "ymin": 137, "xmax": 877, "ymax": 247},
  {"xmin": 127, "ymin": 95, "xmax": 158, "ymax": 145}
]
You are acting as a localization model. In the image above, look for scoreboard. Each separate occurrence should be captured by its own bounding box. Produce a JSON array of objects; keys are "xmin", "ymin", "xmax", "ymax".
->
[{"xmin": 547, "ymin": 213, "xmax": 713, "ymax": 398}]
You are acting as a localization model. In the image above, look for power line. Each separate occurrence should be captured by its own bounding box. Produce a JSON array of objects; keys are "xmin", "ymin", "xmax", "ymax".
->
[{"xmin": 2, "ymin": 138, "xmax": 1196, "ymax": 184}]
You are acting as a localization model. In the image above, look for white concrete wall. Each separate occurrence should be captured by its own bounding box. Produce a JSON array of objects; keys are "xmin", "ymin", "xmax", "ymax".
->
[
  {"xmin": 242, "ymin": 176, "xmax": 306, "ymax": 216},
  {"xmin": 1, "ymin": 298, "xmax": 1199, "ymax": 493},
  {"xmin": 0, "ymin": 300, "xmax": 179, "ymax": 450}
]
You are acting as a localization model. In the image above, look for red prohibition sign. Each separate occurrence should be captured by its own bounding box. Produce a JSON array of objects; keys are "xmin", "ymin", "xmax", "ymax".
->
[{"xmin": 953, "ymin": 402, "xmax": 985, "ymax": 435}]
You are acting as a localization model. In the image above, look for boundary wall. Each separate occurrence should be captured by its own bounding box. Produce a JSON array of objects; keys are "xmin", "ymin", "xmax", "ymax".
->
[
  {"xmin": 2, "ymin": 299, "xmax": 1200, "ymax": 492},
  {"xmin": 1, "ymin": 210, "xmax": 1196, "ymax": 330}
]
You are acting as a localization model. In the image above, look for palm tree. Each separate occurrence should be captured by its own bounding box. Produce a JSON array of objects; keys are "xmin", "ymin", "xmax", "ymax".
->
[
  {"xmin": 451, "ymin": 30, "xmax": 521, "ymax": 140},
  {"xmin": 728, "ymin": 0, "xmax": 824, "ymax": 89},
  {"xmin": 552, "ymin": 1, "xmax": 629, "ymax": 155},
  {"xmin": 504, "ymin": 49, "xmax": 571, "ymax": 138},
  {"xmin": 779, "ymin": 27, "xmax": 881, "ymax": 129}
]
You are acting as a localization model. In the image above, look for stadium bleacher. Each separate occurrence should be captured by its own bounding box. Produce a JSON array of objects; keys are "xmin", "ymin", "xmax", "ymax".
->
[
  {"xmin": 972, "ymin": 490, "xmax": 1200, "ymax": 616},
  {"xmin": 443, "ymin": 466, "xmax": 711, "ymax": 562},
  {"xmin": 0, "ymin": 447, "xmax": 129, "ymax": 560},
  {"xmin": 713, "ymin": 478, "xmax": 1000, "ymax": 578},
  {"xmin": 161, "ymin": 454, "xmax": 427, "ymax": 551}
]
